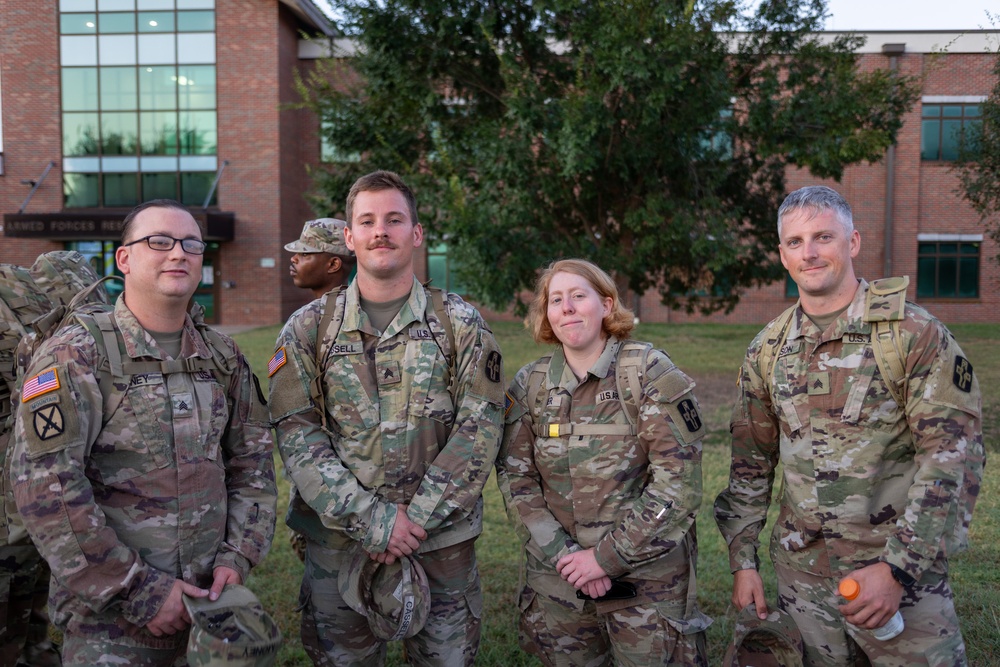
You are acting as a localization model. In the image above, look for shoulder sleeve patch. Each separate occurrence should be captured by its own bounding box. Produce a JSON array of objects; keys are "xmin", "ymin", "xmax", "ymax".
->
[
  {"xmin": 22, "ymin": 367, "xmax": 61, "ymax": 402},
  {"xmin": 953, "ymin": 356, "xmax": 973, "ymax": 393},
  {"xmin": 267, "ymin": 347, "xmax": 287, "ymax": 377}
]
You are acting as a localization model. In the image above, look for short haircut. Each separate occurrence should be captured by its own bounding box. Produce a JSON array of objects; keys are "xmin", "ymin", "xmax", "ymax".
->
[
  {"xmin": 345, "ymin": 170, "xmax": 419, "ymax": 227},
  {"xmin": 527, "ymin": 258, "xmax": 635, "ymax": 345},
  {"xmin": 121, "ymin": 199, "xmax": 204, "ymax": 244},
  {"xmin": 777, "ymin": 186, "xmax": 853, "ymax": 239}
]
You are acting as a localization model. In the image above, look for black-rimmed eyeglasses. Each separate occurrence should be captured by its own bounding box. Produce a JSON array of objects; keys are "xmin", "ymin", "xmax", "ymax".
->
[{"xmin": 123, "ymin": 235, "xmax": 207, "ymax": 255}]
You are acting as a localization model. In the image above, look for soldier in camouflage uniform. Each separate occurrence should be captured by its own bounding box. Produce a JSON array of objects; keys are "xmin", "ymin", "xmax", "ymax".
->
[
  {"xmin": 497, "ymin": 259, "xmax": 711, "ymax": 667},
  {"xmin": 268, "ymin": 171, "xmax": 504, "ymax": 666},
  {"xmin": 714, "ymin": 186, "xmax": 984, "ymax": 667},
  {"xmin": 9, "ymin": 201, "xmax": 277, "ymax": 667}
]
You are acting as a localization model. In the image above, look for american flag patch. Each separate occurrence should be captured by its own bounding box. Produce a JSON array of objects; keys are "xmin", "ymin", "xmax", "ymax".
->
[
  {"xmin": 23, "ymin": 368, "xmax": 61, "ymax": 402},
  {"xmin": 268, "ymin": 347, "xmax": 287, "ymax": 377}
]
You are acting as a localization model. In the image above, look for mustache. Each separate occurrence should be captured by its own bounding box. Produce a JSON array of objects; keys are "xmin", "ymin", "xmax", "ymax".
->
[{"xmin": 368, "ymin": 240, "xmax": 397, "ymax": 250}]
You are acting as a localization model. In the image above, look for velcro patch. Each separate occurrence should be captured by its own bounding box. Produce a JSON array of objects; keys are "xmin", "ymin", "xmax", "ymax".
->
[
  {"xmin": 597, "ymin": 390, "xmax": 619, "ymax": 404},
  {"xmin": 504, "ymin": 392, "xmax": 514, "ymax": 417},
  {"xmin": 409, "ymin": 328, "xmax": 433, "ymax": 340},
  {"xmin": 485, "ymin": 351, "xmax": 502, "ymax": 383},
  {"xmin": 953, "ymin": 356, "xmax": 974, "ymax": 393},
  {"xmin": 33, "ymin": 404, "xmax": 65, "ymax": 441},
  {"xmin": 268, "ymin": 347, "xmax": 287, "ymax": 377},
  {"xmin": 807, "ymin": 372, "xmax": 831, "ymax": 396},
  {"xmin": 678, "ymin": 398, "xmax": 702, "ymax": 433},
  {"xmin": 22, "ymin": 367, "xmax": 60, "ymax": 402},
  {"xmin": 378, "ymin": 360, "xmax": 401, "ymax": 385}
]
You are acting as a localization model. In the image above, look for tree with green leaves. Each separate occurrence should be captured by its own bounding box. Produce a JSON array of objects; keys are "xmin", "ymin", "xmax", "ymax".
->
[
  {"xmin": 298, "ymin": 0, "xmax": 917, "ymax": 314},
  {"xmin": 957, "ymin": 46, "xmax": 1000, "ymax": 264}
]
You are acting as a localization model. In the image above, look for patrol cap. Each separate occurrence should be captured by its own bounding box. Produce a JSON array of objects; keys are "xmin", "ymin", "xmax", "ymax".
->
[
  {"xmin": 183, "ymin": 584, "xmax": 281, "ymax": 667},
  {"xmin": 284, "ymin": 218, "xmax": 353, "ymax": 257},
  {"xmin": 337, "ymin": 544, "xmax": 430, "ymax": 641},
  {"xmin": 723, "ymin": 603, "xmax": 804, "ymax": 667}
]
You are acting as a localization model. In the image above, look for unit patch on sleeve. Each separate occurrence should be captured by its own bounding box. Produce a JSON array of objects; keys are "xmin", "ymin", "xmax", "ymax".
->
[
  {"xmin": 678, "ymin": 398, "xmax": 703, "ymax": 433},
  {"xmin": 267, "ymin": 347, "xmax": 287, "ymax": 377},
  {"xmin": 485, "ymin": 351, "xmax": 502, "ymax": 383},
  {"xmin": 22, "ymin": 368, "xmax": 61, "ymax": 402},
  {"xmin": 33, "ymin": 404, "xmax": 65, "ymax": 441},
  {"xmin": 953, "ymin": 356, "xmax": 973, "ymax": 393}
]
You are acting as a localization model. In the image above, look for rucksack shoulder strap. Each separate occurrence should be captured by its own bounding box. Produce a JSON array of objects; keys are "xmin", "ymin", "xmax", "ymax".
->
[
  {"xmin": 757, "ymin": 303, "xmax": 798, "ymax": 400},
  {"xmin": 312, "ymin": 287, "xmax": 348, "ymax": 431},
  {"xmin": 615, "ymin": 340, "xmax": 652, "ymax": 427},
  {"xmin": 525, "ymin": 354, "xmax": 553, "ymax": 428},
  {"xmin": 864, "ymin": 277, "xmax": 909, "ymax": 407},
  {"xmin": 423, "ymin": 285, "xmax": 457, "ymax": 399}
]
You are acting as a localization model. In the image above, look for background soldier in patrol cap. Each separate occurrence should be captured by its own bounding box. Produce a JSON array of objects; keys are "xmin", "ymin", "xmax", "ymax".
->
[
  {"xmin": 285, "ymin": 217, "xmax": 357, "ymax": 301},
  {"xmin": 10, "ymin": 200, "xmax": 278, "ymax": 666},
  {"xmin": 268, "ymin": 170, "xmax": 504, "ymax": 666},
  {"xmin": 715, "ymin": 186, "xmax": 984, "ymax": 666}
]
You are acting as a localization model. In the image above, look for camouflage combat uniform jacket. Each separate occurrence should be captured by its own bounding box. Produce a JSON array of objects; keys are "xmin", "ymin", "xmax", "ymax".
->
[
  {"xmin": 10, "ymin": 297, "xmax": 277, "ymax": 647},
  {"xmin": 269, "ymin": 277, "xmax": 504, "ymax": 555},
  {"xmin": 715, "ymin": 279, "xmax": 984, "ymax": 583},
  {"xmin": 498, "ymin": 338, "xmax": 706, "ymax": 612}
]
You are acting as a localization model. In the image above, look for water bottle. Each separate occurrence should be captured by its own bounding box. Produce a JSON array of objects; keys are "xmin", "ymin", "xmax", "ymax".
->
[{"xmin": 838, "ymin": 578, "xmax": 905, "ymax": 641}]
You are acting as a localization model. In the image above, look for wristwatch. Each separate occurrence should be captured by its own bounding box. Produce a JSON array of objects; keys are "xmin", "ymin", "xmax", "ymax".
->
[{"xmin": 883, "ymin": 561, "xmax": 915, "ymax": 587}]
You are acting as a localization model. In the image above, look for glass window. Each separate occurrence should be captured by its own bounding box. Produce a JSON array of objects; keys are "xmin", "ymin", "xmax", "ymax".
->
[
  {"xmin": 100, "ymin": 66, "xmax": 137, "ymax": 110},
  {"xmin": 61, "ymin": 13, "xmax": 97, "ymax": 33},
  {"xmin": 181, "ymin": 171, "xmax": 215, "ymax": 206},
  {"xmin": 64, "ymin": 173, "xmax": 100, "ymax": 207},
  {"xmin": 138, "ymin": 33, "xmax": 176, "ymax": 64},
  {"xmin": 63, "ymin": 112, "xmax": 101, "ymax": 156},
  {"xmin": 140, "ymin": 111, "xmax": 178, "ymax": 154},
  {"xmin": 177, "ymin": 0, "xmax": 213, "ymax": 8},
  {"xmin": 916, "ymin": 241, "xmax": 980, "ymax": 298},
  {"xmin": 62, "ymin": 67, "xmax": 99, "ymax": 111},
  {"xmin": 98, "ymin": 34, "xmax": 136, "ymax": 65},
  {"xmin": 426, "ymin": 243, "xmax": 467, "ymax": 293},
  {"xmin": 62, "ymin": 0, "xmax": 97, "ymax": 10},
  {"xmin": 176, "ymin": 65, "xmax": 215, "ymax": 108},
  {"xmin": 921, "ymin": 103, "xmax": 983, "ymax": 161},
  {"xmin": 142, "ymin": 171, "xmax": 178, "ymax": 199},
  {"xmin": 177, "ymin": 10, "xmax": 214, "ymax": 31},
  {"xmin": 99, "ymin": 12, "xmax": 134, "ymax": 33},
  {"xmin": 99, "ymin": 0, "xmax": 136, "ymax": 10},
  {"xmin": 138, "ymin": 11, "xmax": 175, "ymax": 32},
  {"xmin": 176, "ymin": 33, "xmax": 215, "ymax": 64},
  {"xmin": 785, "ymin": 274, "xmax": 799, "ymax": 298},
  {"xmin": 138, "ymin": 66, "xmax": 176, "ymax": 109},
  {"xmin": 62, "ymin": 35, "xmax": 98, "ymax": 66},
  {"xmin": 103, "ymin": 172, "xmax": 139, "ymax": 206},
  {"xmin": 138, "ymin": 0, "xmax": 174, "ymax": 8},
  {"xmin": 179, "ymin": 111, "xmax": 216, "ymax": 154},
  {"xmin": 100, "ymin": 112, "xmax": 139, "ymax": 154}
]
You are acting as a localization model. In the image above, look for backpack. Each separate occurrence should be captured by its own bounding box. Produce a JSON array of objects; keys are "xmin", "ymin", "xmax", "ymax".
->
[
  {"xmin": 757, "ymin": 277, "xmax": 909, "ymax": 407},
  {"xmin": 524, "ymin": 340, "xmax": 651, "ymax": 438}
]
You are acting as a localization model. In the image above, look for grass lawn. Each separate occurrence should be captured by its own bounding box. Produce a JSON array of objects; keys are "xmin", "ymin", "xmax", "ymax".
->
[{"xmin": 235, "ymin": 320, "xmax": 1000, "ymax": 666}]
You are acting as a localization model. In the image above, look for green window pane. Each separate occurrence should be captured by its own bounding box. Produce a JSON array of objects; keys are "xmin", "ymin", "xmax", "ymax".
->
[
  {"xmin": 940, "ymin": 120, "xmax": 962, "ymax": 161},
  {"xmin": 917, "ymin": 242, "xmax": 934, "ymax": 256},
  {"xmin": 942, "ymin": 105, "xmax": 963, "ymax": 118},
  {"xmin": 938, "ymin": 243, "xmax": 957, "ymax": 254},
  {"xmin": 142, "ymin": 172, "xmax": 179, "ymax": 200},
  {"xmin": 63, "ymin": 112, "xmax": 100, "ymax": 156},
  {"xmin": 64, "ymin": 173, "xmax": 100, "ymax": 208},
  {"xmin": 959, "ymin": 258, "xmax": 979, "ymax": 297},
  {"xmin": 960, "ymin": 242, "xmax": 980, "ymax": 254},
  {"xmin": 965, "ymin": 105, "xmax": 980, "ymax": 117},
  {"xmin": 62, "ymin": 67, "xmax": 99, "ymax": 111},
  {"xmin": 101, "ymin": 112, "xmax": 139, "ymax": 154},
  {"xmin": 99, "ymin": 12, "xmax": 135, "ymax": 33},
  {"xmin": 920, "ymin": 119, "xmax": 940, "ymax": 160},
  {"xmin": 785, "ymin": 274, "xmax": 799, "ymax": 298},
  {"xmin": 139, "ymin": 66, "xmax": 177, "ymax": 110},
  {"xmin": 178, "ymin": 10, "xmax": 215, "ymax": 31},
  {"xmin": 938, "ymin": 257, "xmax": 958, "ymax": 296},
  {"xmin": 921, "ymin": 105, "xmax": 941, "ymax": 117},
  {"xmin": 138, "ymin": 11, "xmax": 175, "ymax": 32},
  {"xmin": 179, "ymin": 111, "xmax": 216, "ymax": 154},
  {"xmin": 427, "ymin": 254, "xmax": 447, "ymax": 291},
  {"xmin": 61, "ymin": 13, "xmax": 97, "ymax": 34},
  {"xmin": 180, "ymin": 172, "xmax": 215, "ymax": 206},
  {"xmin": 140, "ymin": 111, "xmax": 178, "ymax": 154},
  {"xmin": 177, "ymin": 65, "xmax": 215, "ymax": 109},
  {"xmin": 100, "ymin": 66, "xmax": 137, "ymax": 110},
  {"xmin": 103, "ymin": 173, "xmax": 139, "ymax": 207},
  {"xmin": 916, "ymin": 256, "xmax": 937, "ymax": 298}
]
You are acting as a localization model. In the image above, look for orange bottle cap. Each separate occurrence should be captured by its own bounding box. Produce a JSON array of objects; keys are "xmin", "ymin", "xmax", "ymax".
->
[{"xmin": 839, "ymin": 578, "xmax": 860, "ymax": 600}]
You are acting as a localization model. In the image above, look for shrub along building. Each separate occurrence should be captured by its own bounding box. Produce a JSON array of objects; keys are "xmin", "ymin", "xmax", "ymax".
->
[{"xmin": 2, "ymin": 10, "xmax": 998, "ymax": 326}]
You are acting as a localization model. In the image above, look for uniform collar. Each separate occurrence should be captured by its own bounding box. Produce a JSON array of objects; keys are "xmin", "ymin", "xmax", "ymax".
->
[
  {"xmin": 788, "ymin": 278, "xmax": 871, "ymax": 342},
  {"xmin": 342, "ymin": 275, "xmax": 425, "ymax": 338},
  {"xmin": 114, "ymin": 294, "xmax": 211, "ymax": 361},
  {"xmin": 546, "ymin": 336, "xmax": 620, "ymax": 392}
]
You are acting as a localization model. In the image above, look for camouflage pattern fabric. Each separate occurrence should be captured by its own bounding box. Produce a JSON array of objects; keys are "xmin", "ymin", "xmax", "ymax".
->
[
  {"xmin": 300, "ymin": 538, "xmax": 481, "ymax": 666},
  {"xmin": 497, "ymin": 337, "xmax": 710, "ymax": 664},
  {"xmin": 338, "ymin": 543, "xmax": 431, "ymax": 641},
  {"xmin": 775, "ymin": 562, "xmax": 965, "ymax": 667},
  {"xmin": 183, "ymin": 584, "xmax": 281, "ymax": 667},
  {"xmin": 283, "ymin": 217, "xmax": 353, "ymax": 258},
  {"xmin": 722, "ymin": 602, "xmax": 803, "ymax": 667},
  {"xmin": 269, "ymin": 277, "xmax": 503, "ymax": 663},
  {"xmin": 10, "ymin": 296, "xmax": 277, "ymax": 661},
  {"xmin": 715, "ymin": 279, "xmax": 984, "ymax": 663}
]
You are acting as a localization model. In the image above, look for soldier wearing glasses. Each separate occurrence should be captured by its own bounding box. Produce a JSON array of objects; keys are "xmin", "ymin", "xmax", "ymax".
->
[{"xmin": 10, "ymin": 200, "xmax": 277, "ymax": 666}]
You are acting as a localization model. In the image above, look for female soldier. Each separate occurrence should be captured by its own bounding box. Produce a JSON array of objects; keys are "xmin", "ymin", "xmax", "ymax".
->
[{"xmin": 497, "ymin": 259, "xmax": 710, "ymax": 666}]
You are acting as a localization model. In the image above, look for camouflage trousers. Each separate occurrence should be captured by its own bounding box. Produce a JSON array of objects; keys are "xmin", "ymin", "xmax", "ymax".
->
[
  {"xmin": 59, "ymin": 634, "xmax": 188, "ymax": 667},
  {"xmin": 776, "ymin": 561, "xmax": 967, "ymax": 667},
  {"xmin": 0, "ymin": 544, "xmax": 61, "ymax": 667},
  {"xmin": 518, "ymin": 571, "xmax": 708, "ymax": 667},
  {"xmin": 300, "ymin": 538, "xmax": 482, "ymax": 667}
]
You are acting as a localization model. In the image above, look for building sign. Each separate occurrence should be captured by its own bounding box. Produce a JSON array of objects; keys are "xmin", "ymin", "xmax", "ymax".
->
[{"xmin": 3, "ymin": 211, "xmax": 235, "ymax": 241}]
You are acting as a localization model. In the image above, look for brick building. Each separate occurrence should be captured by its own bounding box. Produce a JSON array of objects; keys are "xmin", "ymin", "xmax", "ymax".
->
[{"xmin": 2, "ymin": 10, "xmax": 998, "ymax": 326}]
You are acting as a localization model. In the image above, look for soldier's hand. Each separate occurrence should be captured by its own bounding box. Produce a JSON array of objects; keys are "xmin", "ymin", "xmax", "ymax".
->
[
  {"xmin": 838, "ymin": 562, "xmax": 903, "ymax": 630},
  {"xmin": 733, "ymin": 568, "xmax": 768, "ymax": 618},
  {"xmin": 210, "ymin": 565, "xmax": 242, "ymax": 601},
  {"xmin": 386, "ymin": 505, "xmax": 427, "ymax": 558},
  {"xmin": 146, "ymin": 580, "xmax": 208, "ymax": 636},
  {"xmin": 556, "ymin": 549, "xmax": 608, "ymax": 589},
  {"xmin": 581, "ymin": 576, "xmax": 613, "ymax": 599}
]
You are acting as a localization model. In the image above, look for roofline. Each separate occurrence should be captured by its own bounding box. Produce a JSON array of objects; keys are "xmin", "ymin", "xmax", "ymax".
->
[{"xmin": 279, "ymin": 0, "xmax": 336, "ymax": 38}]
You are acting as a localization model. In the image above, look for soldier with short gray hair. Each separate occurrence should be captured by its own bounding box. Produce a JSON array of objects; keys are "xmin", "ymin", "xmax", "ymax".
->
[{"xmin": 715, "ymin": 185, "xmax": 984, "ymax": 666}]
